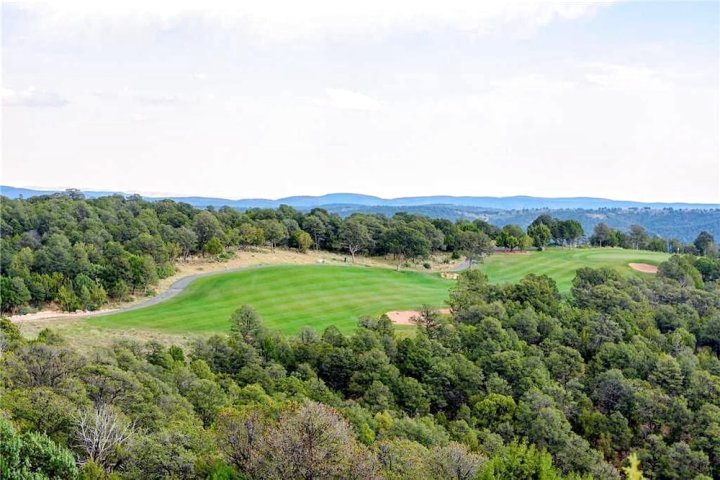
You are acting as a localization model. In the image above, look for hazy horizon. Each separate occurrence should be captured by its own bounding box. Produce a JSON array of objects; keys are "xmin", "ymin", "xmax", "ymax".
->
[
  {"xmin": 4, "ymin": 183, "xmax": 720, "ymax": 206},
  {"xmin": 2, "ymin": 1, "xmax": 719, "ymax": 203}
]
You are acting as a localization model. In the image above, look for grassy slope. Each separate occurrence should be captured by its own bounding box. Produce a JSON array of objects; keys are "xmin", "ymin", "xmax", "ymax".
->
[
  {"xmin": 479, "ymin": 247, "xmax": 669, "ymax": 292},
  {"xmin": 92, "ymin": 248, "xmax": 669, "ymax": 335},
  {"xmin": 92, "ymin": 265, "xmax": 451, "ymax": 335}
]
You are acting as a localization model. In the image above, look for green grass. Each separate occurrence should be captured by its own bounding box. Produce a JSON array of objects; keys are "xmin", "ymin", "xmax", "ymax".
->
[
  {"xmin": 92, "ymin": 265, "xmax": 451, "ymax": 335},
  {"xmin": 92, "ymin": 248, "xmax": 669, "ymax": 336},
  {"xmin": 478, "ymin": 247, "xmax": 669, "ymax": 292}
]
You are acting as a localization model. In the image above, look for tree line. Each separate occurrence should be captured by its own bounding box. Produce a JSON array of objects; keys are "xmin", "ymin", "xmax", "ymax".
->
[
  {"xmin": 1, "ymin": 191, "xmax": 716, "ymax": 314},
  {"xmin": 2, "ymin": 250, "xmax": 720, "ymax": 479}
]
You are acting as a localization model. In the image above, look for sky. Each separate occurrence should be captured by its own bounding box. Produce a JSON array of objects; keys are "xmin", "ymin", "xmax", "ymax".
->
[{"xmin": 1, "ymin": 0, "xmax": 719, "ymax": 202}]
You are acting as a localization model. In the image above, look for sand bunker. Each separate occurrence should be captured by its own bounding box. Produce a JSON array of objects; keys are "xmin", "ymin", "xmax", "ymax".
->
[
  {"xmin": 629, "ymin": 263, "xmax": 658, "ymax": 274},
  {"xmin": 441, "ymin": 272, "xmax": 460, "ymax": 280},
  {"xmin": 386, "ymin": 308, "xmax": 451, "ymax": 325}
]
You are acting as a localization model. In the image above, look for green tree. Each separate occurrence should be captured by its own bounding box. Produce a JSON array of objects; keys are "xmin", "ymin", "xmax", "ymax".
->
[
  {"xmin": 555, "ymin": 220, "xmax": 584, "ymax": 247},
  {"xmin": 658, "ymin": 255, "xmax": 704, "ymax": 289},
  {"xmin": 591, "ymin": 223, "xmax": 613, "ymax": 247},
  {"xmin": 479, "ymin": 440, "xmax": 565, "ymax": 480},
  {"xmin": 128, "ymin": 254, "xmax": 159, "ymax": 294},
  {"xmin": 292, "ymin": 230, "xmax": 313, "ymax": 253},
  {"xmin": 474, "ymin": 393, "xmax": 516, "ymax": 429},
  {"xmin": 340, "ymin": 220, "xmax": 373, "ymax": 262},
  {"xmin": 237, "ymin": 223, "xmax": 264, "ymax": 249},
  {"xmin": 649, "ymin": 355, "xmax": 684, "ymax": 395},
  {"xmin": 0, "ymin": 417, "xmax": 79, "ymax": 479},
  {"xmin": 193, "ymin": 211, "xmax": 223, "ymax": 249},
  {"xmin": 0, "ymin": 277, "xmax": 32, "ymax": 313},
  {"xmin": 230, "ymin": 305, "xmax": 266, "ymax": 345},
  {"xmin": 694, "ymin": 231, "xmax": 716, "ymax": 255},
  {"xmin": 203, "ymin": 237, "xmax": 224, "ymax": 257},
  {"xmin": 628, "ymin": 224, "xmax": 648, "ymax": 250},
  {"xmin": 527, "ymin": 223, "xmax": 551, "ymax": 250},
  {"xmin": 260, "ymin": 220, "xmax": 288, "ymax": 252},
  {"xmin": 381, "ymin": 225, "xmax": 431, "ymax": 270},
  {"xmin": 8, "ymin": 247, "xmax": 34, "ymax": 279},
  {"xmin": 456, "ymin": 230, "xmax": 494, "ymax": 266},
  {"xmin": 448, "ymin": 269, "xmax": 493, "ymax": 313},
  {"xmin": 36, "ymin": 233, "xmax": 74, "ymax": 276},
  {"xmin": 57, "ymin": 282, "xmax": 80, "ymax": 312},
  {"xmin": 302, "ymin": 215, "xmax": 327, "ymax": 251},
  {"xmin": 497, "ymin": 224, "xmax": 526, "ymax": 251},
  {"xmin": 175, "ymin": 226, "xmax": 197, "ymax": 261}
]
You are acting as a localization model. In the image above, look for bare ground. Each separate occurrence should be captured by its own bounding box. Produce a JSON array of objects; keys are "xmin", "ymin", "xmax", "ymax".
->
[
  {"xmin": 628, "ymin": 263, "xmax": 659, "ymax": 274},
  {"xmin": 385, "ymin": 308, "xmax": 452, "ymax": 325}
]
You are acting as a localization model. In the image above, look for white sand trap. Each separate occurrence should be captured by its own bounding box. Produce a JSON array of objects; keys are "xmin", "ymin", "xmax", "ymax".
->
[
  {"xmin": 629, "ymin": 263, "xmax": 658, "ymax": 274},
  {"xmin": 386, "ymin": 308, "xmax": 451, "ymax": 325}
]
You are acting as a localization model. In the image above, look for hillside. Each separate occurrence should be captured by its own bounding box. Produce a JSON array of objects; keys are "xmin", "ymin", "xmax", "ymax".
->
[
  {"xmin": 3, "ymin": 186, "xmax": 718, "ymax": 242},
  {"xmin": 3, "ymin": 185, "xmax": 717, "ymax": 210}
]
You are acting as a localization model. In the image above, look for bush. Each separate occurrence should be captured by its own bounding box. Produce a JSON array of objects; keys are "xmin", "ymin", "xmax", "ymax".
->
[
  {"xmin": 157, "ymin": 262, "xmax": 176, "ymax": 279},
  {"xmin": 423, "ymin": 262, "xmax": 432, "ymax": 270},
  {"xmin": 218, "ymin": 251, "xmax": 235, "ymax": 263},
  {"xmin": 0, "ymin": 417, "xmax": 79, "ymax": 479},
  {"xmin": 18, "ymin": 305, "xmax": 38, "ymax": 315}
]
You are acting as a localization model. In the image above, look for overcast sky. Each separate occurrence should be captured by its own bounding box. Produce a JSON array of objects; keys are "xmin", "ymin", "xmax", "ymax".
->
[{"xmin": 2, "ymin": 1, "xmax": 719, "ymax": 202}]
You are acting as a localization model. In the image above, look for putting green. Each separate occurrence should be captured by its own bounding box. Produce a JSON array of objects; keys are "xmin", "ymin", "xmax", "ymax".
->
[
  {"xmin": 478, "ymin": 247, "xmax": 669, "ymax": 292},
  {"xmin": 92, "ymin": 248, "xmax": 669, "ymax": 335}
]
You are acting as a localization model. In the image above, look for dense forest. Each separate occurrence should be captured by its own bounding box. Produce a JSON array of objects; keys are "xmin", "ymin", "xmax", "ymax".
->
[
  {"xmin": 2, "ymin": 191, "xmax": 717, "ymax": 315},
  {"xmin": 2, "ymin": 253, "xmax": 720, "ymax": 479},
  {"xmin": 5, "ymin": 187, "xmax": 719, "ymax": 243},
  {"xmin": 323, "ymin": 205, "xmax": 720, "ymax": 244},
  {"xmin": 2, "ymin": 192, "xmax": 720, "ymax": 479}
]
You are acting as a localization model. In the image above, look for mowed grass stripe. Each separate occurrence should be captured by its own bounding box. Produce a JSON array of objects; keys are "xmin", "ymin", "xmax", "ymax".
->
[
  {"xmin": 478, "ymin": 247, "xmax": 669, "ymax": 292},
  {"xmin": 92, "ymin": 265, "xmax": 452, "ymax": 335},
  {"xmin": 92, "ymin": 248, "xmax": 670, "ymax": 335}
]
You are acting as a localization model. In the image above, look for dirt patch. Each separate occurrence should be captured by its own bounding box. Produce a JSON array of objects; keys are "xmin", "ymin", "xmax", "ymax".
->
[
  {"xmin": 385, "ymin": 308, "xmax": 451, "ymax": 325},
  {"xmin": 629, "ymin": 263, "xmax": 658, "ymax": 274},
  {"xmin": 9, "ymin": 308, "xmax": 121, "ymax": 323}
]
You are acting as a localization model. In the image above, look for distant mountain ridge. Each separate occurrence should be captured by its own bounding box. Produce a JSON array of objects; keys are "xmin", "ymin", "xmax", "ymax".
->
[
  {"xmin": 2, "ymin": 186, "xmax": 718, "ymax": 210},
  {"xmin": 2, "ymin": 185, "xmax": 719, "ymax": 242}
]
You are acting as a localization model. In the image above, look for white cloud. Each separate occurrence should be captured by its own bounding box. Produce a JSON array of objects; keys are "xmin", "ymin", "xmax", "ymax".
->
[
  {"xmin": 321, "ymin": 88, "xmax": 382, "ymax": 111},
  {"xmin": 1, "ymin": 87, "xmax": 68, "ymax": 107},
  {"xmin": 12, "ymin": 0, "xmax": 610, "ymax": 43},
  {"xmin": 132, "ymin": 93, "xmax": 182, "ymax": 106},
  {"xmin": 4, "ymin": 1, "xmax": 717, "ymax": 202},
  {"xmin": 92, "ymin": 89, "xmax": 183, "ymax": 105},
  {"xmin": 584, "ymin": 63, "xmax": 670, "ymax": 92}
]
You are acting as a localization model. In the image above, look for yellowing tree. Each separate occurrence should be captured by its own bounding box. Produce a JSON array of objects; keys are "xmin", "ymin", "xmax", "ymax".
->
[{"xmin": 623, "ymin": 453, "xmax": 645, "ymax": 480}]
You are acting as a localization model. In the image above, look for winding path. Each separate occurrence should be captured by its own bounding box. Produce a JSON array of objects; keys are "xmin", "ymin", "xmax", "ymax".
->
[
  {"xmin": 12, "ymin": 259, "xmax": 468, "ymax": 323},
  {"xmin": 114, "ymin": 259, "xmax": 470, "ymax": 315},
  {"xmin": 124, "ymin": 259, "xmax": 471, "ymax": 312},
  {"xmin": 106, "ymin": 264, "xmax": 278, "ymax": 314},
  {"xmin": 451, "ymin": 260, "xmax": 471, "ymax": 272},
  {"xmin": 11, "ymin": 264, "xmax": 275, "ymax": 323}
]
